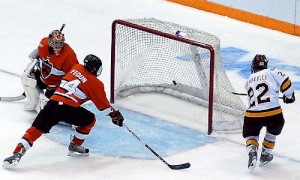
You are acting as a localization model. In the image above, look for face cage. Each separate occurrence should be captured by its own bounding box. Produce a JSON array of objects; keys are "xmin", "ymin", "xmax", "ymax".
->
[
  {"xmin": 96, "ymin": 66, "xmax": 103, "ymax": 76},
  {"xmin": 251, "ymin": 61, "xmax": 268, "ymax": 73},
  {"xmin": 48, "ymin": 36, "xmax": 65, "ymax": 49}
]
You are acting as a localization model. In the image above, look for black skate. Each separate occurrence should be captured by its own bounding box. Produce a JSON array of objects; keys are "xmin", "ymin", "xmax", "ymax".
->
[
  {"xmin": 3, "ymin": 153, "xmax": 23, "ymax": 167},
  {"xmin": 248, "ymin": 146, "xmax": 257, "ymax": 172},
  {"xmin": 259, "ymin": 149, "xmax": 273, "ymax": 167},
  {"xmin": 68, "ymin": 136, "xmax": 89, "ymax": 157},
  {"xmin": 3, "ymin": 144, "xmax": 26, "ymax": 167}
]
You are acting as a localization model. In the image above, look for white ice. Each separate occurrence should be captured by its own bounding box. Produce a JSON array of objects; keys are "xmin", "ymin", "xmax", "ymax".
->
[{"xmin": 0, "ymin": 0, "xmax": 300, "ymax": 179}]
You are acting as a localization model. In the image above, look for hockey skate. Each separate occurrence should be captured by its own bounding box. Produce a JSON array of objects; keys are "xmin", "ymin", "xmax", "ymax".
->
[
  {"xmin": 248, "ymin": 145, "xmax": 257, "ymax": 172},
  {"xmin": 3, "ymin": 144, "xmax": 26, "ymax": 167},
  {"xmin": 68, "ymin": 137, "xmax": 89, "ymax": 157},
  {"xmin": 259, "ymin": 149, "xmax": 273, "ymax": 167}
]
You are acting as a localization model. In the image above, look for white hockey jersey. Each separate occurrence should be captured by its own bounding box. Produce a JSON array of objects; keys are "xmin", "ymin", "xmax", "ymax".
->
[{"xmin": 244, "ymin": 68, "xmax": 294, "ymax": 117}]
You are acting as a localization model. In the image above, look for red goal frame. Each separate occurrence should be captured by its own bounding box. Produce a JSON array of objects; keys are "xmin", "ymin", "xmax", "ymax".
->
[{"xmin": 110, "ymin": 19, "xmax": 216, "ymax": 135}]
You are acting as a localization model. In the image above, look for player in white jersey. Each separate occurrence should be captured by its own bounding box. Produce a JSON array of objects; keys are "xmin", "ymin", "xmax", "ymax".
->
[{"xmin": 243, "ymin": 54, "xmax": 295, "ymax": 171}]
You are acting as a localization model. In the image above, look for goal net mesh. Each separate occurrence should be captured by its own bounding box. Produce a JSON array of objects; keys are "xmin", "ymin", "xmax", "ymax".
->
[{"xmin": 111, "ymin": 18, "xmax": 246, "ymax": 133}]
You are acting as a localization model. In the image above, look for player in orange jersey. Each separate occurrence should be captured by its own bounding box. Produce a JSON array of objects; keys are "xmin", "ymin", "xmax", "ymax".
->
[
  {"xmin": 22, "ymin": 24, "xmax": 79, "ymax": 113},
  {"xmin": 3, "ymin": 54, "xmax": 124, "ymax": 166}
]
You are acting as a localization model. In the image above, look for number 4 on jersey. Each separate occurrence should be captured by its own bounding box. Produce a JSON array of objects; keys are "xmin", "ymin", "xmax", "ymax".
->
[{"xmin": 60, "ymin": 79, "xmax": 80, "ymax": 94}]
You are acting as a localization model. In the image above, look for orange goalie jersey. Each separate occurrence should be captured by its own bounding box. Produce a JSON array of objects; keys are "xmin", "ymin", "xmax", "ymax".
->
[
  {"xmin": 51, "ymin": 64, "xmax": 111, "ymax": 110},
  {"xmin": 38, "ymin": 37, "xmax": 79, "ymax": 90}
]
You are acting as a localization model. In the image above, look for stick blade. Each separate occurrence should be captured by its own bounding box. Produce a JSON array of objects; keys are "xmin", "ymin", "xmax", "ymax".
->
[
  {"xmin": 169, "ymin": 162, "xmax": 191, "ymax": 170},
  {"xmin": 0, "ymin": 93, "xmax": 26, "ymax": 102}
]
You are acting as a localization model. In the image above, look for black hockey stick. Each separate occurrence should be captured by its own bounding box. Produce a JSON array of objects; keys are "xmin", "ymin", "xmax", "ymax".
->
[
  {"xmin": 221, "ymin": 85, "xmax": 284, "ymax": 99},
  {"xmin": 123, "ymin": 123, "xmax": 191, "ymax": 170},
  {"xmin": 0, "ymin": 92, "xmax": 26, "ymax": 102},
  {"xmin": 229, "ymin": 92, "xmax": 283, "ymax": 99},
  {"xmin": 59, "ymin": 23, "xmax": 65, "ymax": 33},
  {"xmin": 230, "ymin": 92, "xmax": 247, "ymax": 96}
]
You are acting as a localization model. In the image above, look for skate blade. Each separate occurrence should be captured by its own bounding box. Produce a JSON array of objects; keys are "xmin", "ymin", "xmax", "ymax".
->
[
  {"xmin": 2, "ymin": 160, "xmax": 19, "ymax": 167},
  {"xmin": 248, "ymin": 163, "xmax": 256, "ymax": 172},
  {"xmin": 67, "ymin": 151, "xmax": 89, "ymax": 157},
  {"xmin": 248, "ymin": 159, "xmax": 257, "ymax": 172},
  {"xmin": 259, "ymin": 160, "xmax": 271, "ymax": 167}
]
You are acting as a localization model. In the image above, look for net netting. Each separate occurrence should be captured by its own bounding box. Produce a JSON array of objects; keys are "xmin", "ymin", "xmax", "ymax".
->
[{"xmin": 112, "ymin": 18, "xmax": 246, "ymax": 132}]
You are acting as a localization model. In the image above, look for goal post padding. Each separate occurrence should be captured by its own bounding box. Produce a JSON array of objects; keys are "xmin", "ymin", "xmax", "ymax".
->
[{"xmin": 110, "ymin": 18, "xmax": 246, "ymax": 134}]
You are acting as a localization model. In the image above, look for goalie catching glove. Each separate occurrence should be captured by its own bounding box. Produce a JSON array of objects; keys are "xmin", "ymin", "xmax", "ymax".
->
[
  {"xmin": 107, "ymin": 110, "xmax": 124, "ymax": 127},
  {"xmin": 283, "ymin": 92, "xmax": 295, "ymax": 104}
]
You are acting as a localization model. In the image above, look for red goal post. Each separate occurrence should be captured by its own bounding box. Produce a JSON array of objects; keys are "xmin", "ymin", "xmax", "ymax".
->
[{"xmin": 110, "ymin": 18, "xmax": 245, "ymax": 134}]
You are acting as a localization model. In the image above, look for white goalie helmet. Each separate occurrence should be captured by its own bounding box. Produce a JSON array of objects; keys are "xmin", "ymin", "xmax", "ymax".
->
[{"xmin": 48, "ymin": 30, "xmax": 65, "ymax": 55}]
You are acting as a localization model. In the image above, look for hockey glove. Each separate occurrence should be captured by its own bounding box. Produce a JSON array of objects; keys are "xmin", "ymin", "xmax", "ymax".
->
[
  {"xmin": 283, "ymin": 92, "xmax": 295, "ymax": 104},
  {"xmin": 107, "ymin": 110, "xmax": 124, "ymax": 127}
]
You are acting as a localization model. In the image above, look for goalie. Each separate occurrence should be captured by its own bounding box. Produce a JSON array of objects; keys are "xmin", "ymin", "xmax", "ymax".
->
[{"xmin": 22, "ymin": 25, "xmax": 79, "ymax": 113}]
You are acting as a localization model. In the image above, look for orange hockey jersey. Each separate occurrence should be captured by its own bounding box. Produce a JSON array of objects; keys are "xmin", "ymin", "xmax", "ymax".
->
[
  {"xmin": 51, "ymin": 64, "xmax": 111, "ymax": 111},
  {"xmin": 38, "ymin": 37, "xmax": 79, "ymax": 90}
]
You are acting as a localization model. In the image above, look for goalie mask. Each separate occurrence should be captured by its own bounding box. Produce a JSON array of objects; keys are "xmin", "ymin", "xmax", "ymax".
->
[
  {"xmin": 251, "ymin": 54, "xmax": 268, "ymax": 73},
  {"xmin": 84, "ymin": 54, "xmax": 103, "ymax": 76},
  {"xmin": 48, "ymin": 30, "xmax": 65, "ymax": 55}
]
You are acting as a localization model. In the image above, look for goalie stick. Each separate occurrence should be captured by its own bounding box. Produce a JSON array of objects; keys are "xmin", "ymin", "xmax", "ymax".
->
[
  {"xmin": 0, "ymin": 69, "xmax": 26, "ymax": 101},
  {"xmin": 123, "ymin": 123, "xmax": 191, "ymax": 170},
  {"xmin": 0, "ymin": 24, "xmax": 66, "ymax": 102},
  {"xmin": 0, "ymin": 92, "xmax": 26, "ymax": 102}
]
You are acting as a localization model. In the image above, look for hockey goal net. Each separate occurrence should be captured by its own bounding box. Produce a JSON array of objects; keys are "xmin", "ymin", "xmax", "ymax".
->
[{"xmin": 110, "ymin": 18, "xmax": 246, "ymax": 134}]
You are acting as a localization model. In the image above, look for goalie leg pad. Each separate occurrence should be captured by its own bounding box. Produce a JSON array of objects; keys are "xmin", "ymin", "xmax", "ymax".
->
[
  {"xmin": 23, "ymin": 83, "xmax": 41, "ymax": 111},
  {"xmin": 22, "ymin": 59, "xmax": 41, "ymax": 111}
]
